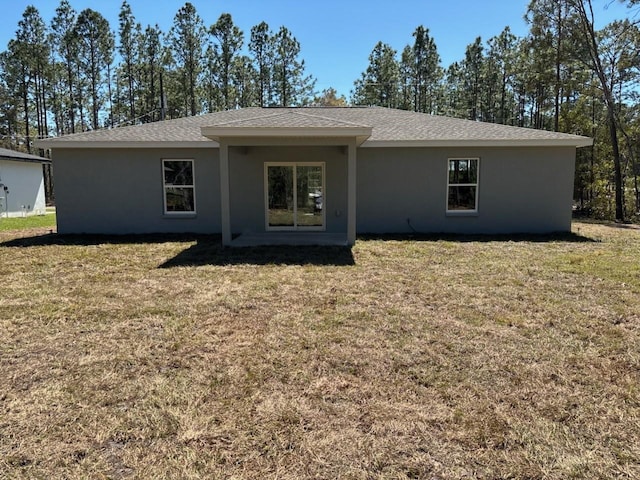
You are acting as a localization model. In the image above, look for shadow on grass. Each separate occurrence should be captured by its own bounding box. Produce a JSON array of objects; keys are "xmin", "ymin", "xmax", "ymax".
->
[
  {"xmin": 159, "ymin": 240, "xmax": 356, "ymax": 267},
  {"xmin": 0, "ymin": 233, "xmax": 207, "ymax": 248},
  {"xmin": 0, "ymin": 233, "xmax": 356, "ymax": 267},
  {"xmin": 1, "ymin": 230, "xmax": 599, "ymax": 249},
  {"xmin": 1, "ymin": 230, "xmax": 598, "ymax": 268},
  {"xmin": 358, "ymin": 231, "xmax": 598, "ymax": 243}
]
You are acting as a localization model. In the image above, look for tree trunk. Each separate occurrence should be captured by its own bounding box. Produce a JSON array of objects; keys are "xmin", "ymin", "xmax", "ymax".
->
[
  {"xmin": 632, "ymin": 143, "xmax": 640, "ymax": 216},
  {"xmin": 554, "ymin": 1, "xmax": 563, "ymax": 132},
  {"xmin": 21, "ymin": 69, "xmax": 31, "ymax": 153},
  {"xmin": 77, "ymin": 62, "xmax": 85, "ymax": 131},
  {"xmin": 42, "ymin": 163, "xmax": 54, "ymax": 204},
  {"xmin": 281, "ymin": 64, "xmax": 287, "ymax": 107},
  {"xmin": 188, "ymin": 52, "xmax": 196, "ymax": 116},
  {"xmin": 149, "ymin": 62, "xmax": 156, "ymax": 122},
  {"xmin": 159, "ymin": 69, "xmax": 166, "ymax": 121},
  {"xmin": 608, "ymin": 113, "xmax": 624, "ymax": 220},
  {"xmin": 34, "ymin": 69, "xmax": 43, "ymax": 141},
  {"xmin": 39, "ymin": 63, "xmax": 49, "ymax": 139},
  {"xmin": 500, "ymin": 72, "xmax": 507, "ymax": 124},
  {"xmin": 90, "ymin": 44, "xmax": 99, "ymax": 130},
  {"xmin": 107, "ymin": 63, "xmax": 114, "ymax": 127},
  {"xmin": 67, "ymin": 56, "xmax": 75, "ymax": 134},
  {"xmin": 575, "ymin": 0, "xmax": 625, "ymax": 221},
  {"xmin": 128, "ymin": 59, "xmax": 135, "ymax": 121}
]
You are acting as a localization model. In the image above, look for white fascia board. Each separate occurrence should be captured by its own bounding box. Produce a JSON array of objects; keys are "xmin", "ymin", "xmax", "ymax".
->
[
  {"xmin": 34, "ymin": 140, "xmax": 220, "ymax": 149},
  {"xmin": 361, "ymin": 137, "xmax": 594, "ymax": 148}
]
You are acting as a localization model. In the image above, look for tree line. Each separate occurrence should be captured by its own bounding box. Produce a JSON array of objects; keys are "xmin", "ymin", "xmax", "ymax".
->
[
  {"xmin": 0, "ymin": 1, "xmax": 316, "ymax": 148},
  {"xmin": 353, "ymin": 0, "xmax": 640, "ymax": 223},
  {"xmin": 0, "ymin": 0, "xmax": 638, "ymax": 222}
]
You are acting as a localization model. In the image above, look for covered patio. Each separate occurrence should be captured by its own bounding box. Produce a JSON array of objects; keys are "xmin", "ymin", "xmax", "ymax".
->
[{"xmin": 200, "ymin": 110, "xmax": 372, "ymax": 247}]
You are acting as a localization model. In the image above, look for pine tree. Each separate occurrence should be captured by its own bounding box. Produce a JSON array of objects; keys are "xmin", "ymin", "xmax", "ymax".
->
[
  {"xmin": 571, "ymin": 0, "xmax": 627, "ymax": 221},
  {"xmin": 249, "ymin": 21, "xmax": 273, "ymax": 107},
  {"xmin": 462, "ymin": 37, "xmax": 484, "ymax": 121},
  {"xmin": 231, "ymin": 55, "xmax": 258, "ymax": 108},
  {"xmin": 50, "ymin": 0, "xmax": 79, "ymax": 134},
  {"xmin": 75, "ymin": 8, "xmax": 114, "ymax": 130},
  {"xmin": 411, "ymin": 26, "xmax": 442, "ymax": 114},
  {"xmin": 169, "ymin": 2, "xmax": 205, "ymax": 116},
  {"xmin": 210, "ymin": 13, "xmax": 243, "ymax": 110},
  {"xmin": 118, "ymin": 0, "xmax": 141, "ymax": 123},
  {"xmin": 486, "ymin": 27, "xmax": 518, "ymax": 125},
  {"xmin": 1, "ymin": 42, "xmax": 30, "ymax": 149},
  {"xmin": 15, "ymin": 6, "xmax": 50, "ymax": 149},
  {"xmin": 271, "ymin": 26, "xmax": 315, "ymax": 107},
  {"xmin": 202, "ymin": 44, "xmax": 219, "ymax": 113},
  {"xmin": 352, "ymin": 42, "xmax": 399, "ymax": 107},
  {"xmin": 140, "ymin": 25, "xmax": 162, "ymax": 122}
]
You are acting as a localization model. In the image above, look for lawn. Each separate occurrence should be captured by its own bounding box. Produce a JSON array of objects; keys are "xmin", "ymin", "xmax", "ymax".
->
[
  {"xmin": 0, "ymin": 222, "xmax": 638, "ymax": 479},
  {"xmin": 0, "ymin": 213, "xmax": 56, "ymax": 232}
]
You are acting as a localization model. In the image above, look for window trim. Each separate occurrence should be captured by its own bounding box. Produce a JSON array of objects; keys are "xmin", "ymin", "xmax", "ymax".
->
[
  {"xmin": 446, "ymin": 157, "xmax": 479, "ymax": 214},
  {"xmin": 162, "ymin": 158, "xmax": 196, "ymax": 215}
]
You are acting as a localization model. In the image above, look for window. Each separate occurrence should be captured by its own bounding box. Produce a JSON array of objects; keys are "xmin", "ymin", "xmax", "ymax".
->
[
  {"xmin": 265, "ymin": 163, "xmax": 325, "ymax": 230},
  {"xmin": 447, "ymin": 158, "xmax": 479, "ymax": 212},
  {"xmin": 163, "ymin": 159, "xmax": 195, "ymax": 214}
]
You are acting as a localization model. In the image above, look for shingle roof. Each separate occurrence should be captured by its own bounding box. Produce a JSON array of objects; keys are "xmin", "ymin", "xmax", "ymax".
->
[
  {"xmin": 0, "ymin": 147, "xmax": 51, "ymax": 163},
  {"xmin": 210, "ymin": 110, "xmax": 370, "ymax": 128},
  {"xmin": 35, "ymin": 107, "xmax": 593, "ymax": 148}
]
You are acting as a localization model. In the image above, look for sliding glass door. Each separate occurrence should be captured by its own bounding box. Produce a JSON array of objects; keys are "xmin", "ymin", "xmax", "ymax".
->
[{"xmin": 266, "ymin": 163, "xmax": 324, "ymax": 231}]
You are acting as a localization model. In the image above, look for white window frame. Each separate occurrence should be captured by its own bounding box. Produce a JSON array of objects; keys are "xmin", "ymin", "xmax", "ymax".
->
[
  {"xmin": 162, "ymin": 159, "xmax": 196, "ymax": 215},
  {"xmin": 264, "ymin": 162, "xmax": 326, "ymax": 232},
  {"xmin": 446, "ymin": 157, "xmax": 479, "ymax": 214}
]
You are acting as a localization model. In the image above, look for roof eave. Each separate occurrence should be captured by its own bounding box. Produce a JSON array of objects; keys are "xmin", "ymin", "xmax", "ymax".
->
[
  {"xmin": 362, "ymin": 138, "xmax": 594, "ymax": 148},
  {"xmin": 34, "ymin": 135, "xmax": 593, "ymax": 150},
  {"xmin": 34, "ymin": 140, "xmax": 220, "ymax": 149},
  {"xmin": 0, "ymin": 156, "xmax": 51, "ymax": 164}
]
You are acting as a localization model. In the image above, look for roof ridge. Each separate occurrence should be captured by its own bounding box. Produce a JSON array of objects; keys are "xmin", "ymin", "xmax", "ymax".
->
[
  {"xmin": 210, "ymin": 110, "xmax": 293, "ymax": 127},
  {"xmin": 290, "ymin": 109, "xmax": 371, "ymax": 128}
]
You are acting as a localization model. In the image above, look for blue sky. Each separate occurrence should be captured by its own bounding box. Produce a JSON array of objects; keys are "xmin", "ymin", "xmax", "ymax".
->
[{"xmin": 0, "ymin": 0, "xmax": 632, "ymax": 99}]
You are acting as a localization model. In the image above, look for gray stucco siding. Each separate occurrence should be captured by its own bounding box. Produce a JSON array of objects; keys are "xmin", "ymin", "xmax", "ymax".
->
[
  {"xmin": 51, "ymin": 143, "xmax": 576, "ymax": 236},
  {"xmin": 53, "ymin": 148, "xmax": 220, "ymax": 234},
  {"xmin": 228, "ymin": 145, "xmax": 348, "ymax": 235},
  {"xmin": 356, "ymin": 146, "xmax": 576, "ymax": 234}
]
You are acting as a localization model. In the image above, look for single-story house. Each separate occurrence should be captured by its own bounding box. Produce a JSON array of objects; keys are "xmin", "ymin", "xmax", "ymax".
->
[
  {"xmin": 35, "ymin": 107, "xmax": 592, "ymax": 246},
  {"xmin": 0, "ymin": 147, "xmax": 50, "ymax": 218}
]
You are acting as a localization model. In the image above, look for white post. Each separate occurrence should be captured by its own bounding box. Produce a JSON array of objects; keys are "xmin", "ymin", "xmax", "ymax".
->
[
  {"xmin": 220, "ymin": 141, "xmax": 231, "ymax": 246},
  {"xmin": 347, "ymin": 140, "xmax": 357, "ymax": 246}
]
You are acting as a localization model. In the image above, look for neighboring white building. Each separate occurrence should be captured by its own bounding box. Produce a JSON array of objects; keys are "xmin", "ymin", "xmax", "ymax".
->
[{"xmin": 0, "ymin": 148, "xmax": 50, "ymax": 218}]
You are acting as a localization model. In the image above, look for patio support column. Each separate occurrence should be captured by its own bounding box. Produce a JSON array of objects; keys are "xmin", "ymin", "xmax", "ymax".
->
[
  {"xmin": 347, "ymin": 139, "xmax": 357, "ymax": 246},
  {"xmin": 220, "ymin": 140, "xmax": 231, "ymax": 246}
]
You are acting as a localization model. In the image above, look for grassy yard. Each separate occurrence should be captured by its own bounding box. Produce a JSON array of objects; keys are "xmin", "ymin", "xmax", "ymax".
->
[
  {"xmin": 0, "ymin": 213, "xmax": 56, "ymax": 232},
  {"xmin": 0, "ymin": 222, "xmax": 639, "ymax": 479}
]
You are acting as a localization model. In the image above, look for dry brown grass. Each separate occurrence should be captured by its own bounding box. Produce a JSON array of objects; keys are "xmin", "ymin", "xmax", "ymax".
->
[{"xmin": 1, "ymin": 222, "xmax": 639, "ymax": 479}]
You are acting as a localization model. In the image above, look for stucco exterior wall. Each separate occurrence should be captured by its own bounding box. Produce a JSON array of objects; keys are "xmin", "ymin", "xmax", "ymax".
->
[
  {"xmin": 53, "ymin": 148, "xmax": 220, "ymax": 234},
  {"xmin": 356, "ymin": 146, "xmax": 576, "ymax": 234},
  {"xmin": 228, "ymin": 145, "xmax": 347, "ymax": 234},
  {"xmin": 51, "ymin": 144, "xmax": 576, "ymax": 236},
  {"xmin": 0, "ymin": 159, "xmax": 46, "ymax": 218}
]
